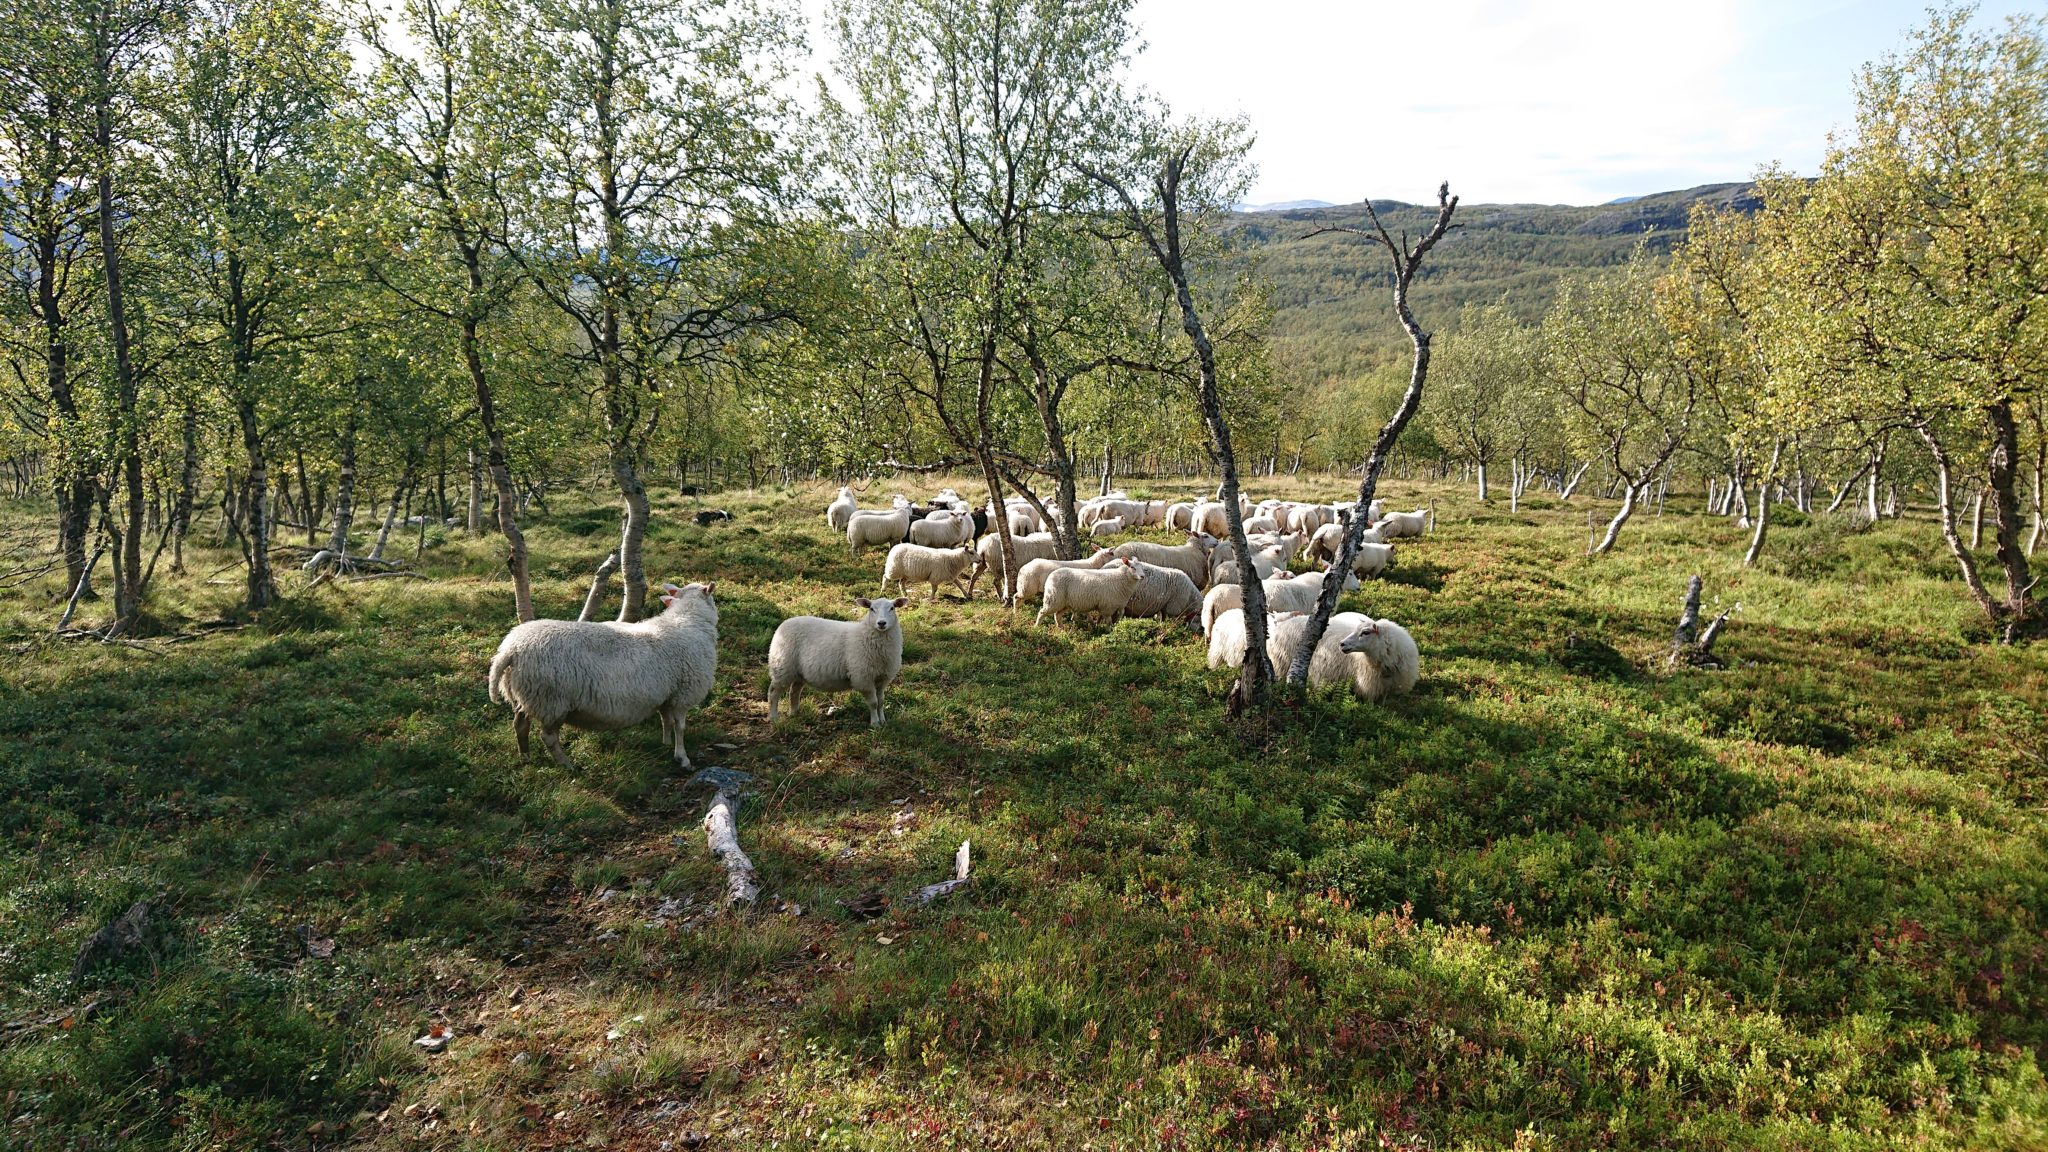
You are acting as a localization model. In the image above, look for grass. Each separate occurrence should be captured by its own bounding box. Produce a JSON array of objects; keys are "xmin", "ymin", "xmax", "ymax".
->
[{"xmin": 0, "ymin": 477, "xmax": 2044, "ymax": 1150}]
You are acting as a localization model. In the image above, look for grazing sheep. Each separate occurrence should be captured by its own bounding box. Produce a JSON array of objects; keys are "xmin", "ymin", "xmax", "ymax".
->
[
  {"xmin": 1335, "ymin": 616, "xmax": 1421, "ymax": 700},
  {"xmin": 883, "ymin": 542, "xmax": 977, "ymax": 601},
  {"xmin": 1242, "ymin": 514, "xmax": 1279, "ymax": 535},
  {"xmin": 767, "ymin": 596, "xmax": 907, "ymax": 729},
  {"xmin": 1014, "ymin": 549, "xmax": 1116, "ymax": 603},
  {"xmin": 1006, "ymin": 509, "xmax": 1036, "ymax": 535},
  {"xmin": 826, "ymin": 486, "xmax": 858, "ymax": 531},
  {"xmin": 1164, "ymin": 501, "xmax": 1195, "ymax": 532},
  {"xmin": 1036, "ymin": 557, "xmax": 1143, "ymax": 627},
  {"xmin": 1307, "ymin": 521, "xmax": 1385, "ymax": 565},
  {"xmin": 1122, "ymin": 560, "xmax": 1203, "ymax": 621},
  {"xmin": 693, "ymin": 509, "xmax": 732, "ymax": 526},
  {"xmin": 1289, "ymin": 505, "xmax": 1332, "ymax": 535},
  {"xmin": 910, "ymin": 510, "xmax": 973, "ymax": 548},
  {"xmin": 1191, "ymin": 501, "xmax": 1234, "ymax": 538},
  {"xmin": 488, "ymin": 581, "xmax": 719, "ymax": 769},
  {"xmin": 848, "ymin": 498, "xmax": 913, "ymax": 554},
  {"xmin": 1113, "ymin": 534, "xmax": 1215, "ymax": 591},
  {"xmin": 1089, "ymin": 516, "xmax": 1127, "ymax": 538}
]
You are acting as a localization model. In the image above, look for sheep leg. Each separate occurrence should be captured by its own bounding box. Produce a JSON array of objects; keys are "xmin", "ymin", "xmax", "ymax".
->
[
  {"xmin": 540, "ymin": 724, "xmax": 574, "ymax": 770},
  {"xmin": 866, "ymin": 686, "xmax": 885, "ymax": 728},
  {"xmin": 766, "ymin": 683, "xmax": 783, "ymax": 725},
  {"xmin": 515, "ymin": 712, "xmax": 532, "ymax": 756},
  {"xmin": 666, "ymin": 703, "xmax": 690, "ymax": 768},
  {"xmin": 787, "ymin": 683, "xmax": 804, "ymax": 714}
]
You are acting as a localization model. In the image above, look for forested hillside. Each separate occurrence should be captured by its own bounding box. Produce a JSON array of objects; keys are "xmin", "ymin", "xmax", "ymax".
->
[{"xmin": 1236, "ymin": 183, "xmax": 1764, "ymax": 385}]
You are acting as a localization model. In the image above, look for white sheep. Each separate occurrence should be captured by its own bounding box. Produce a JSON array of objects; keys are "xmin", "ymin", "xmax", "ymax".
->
[
  {"xmin": 1200, "ymin": 573, "xmax": 1325, "ymax": 635},
  {"xmin": 826, "ymin": 486, "xmax": 858, "ymax": 531},
  {"xmin": 909, "ymin": 510, "xmax": 973, "ymax": 548},
  {"xmin": 1241, "ymin": 514, "xmax": 1279, "ymax": 535},
  {"xmin": 847, "ymin": 498, "xmax": 912, "ymax": 554},
  {"xmin": 882, "ymin": 542, "xmax": 976, "ymax": 601},
  {"xmin": 1206, "ymin": 608, "xmax": 1289, "ymax": 670},
  {"xmin": 1374, "ymin": 508, "xmax": 1429, "ymax": 539},
  {"xmin": 767, "ymin": 596, "xmax": 907, "ymax": 729},
  {"xmin": 1122, "ymin": 560, "xmax": 1203, "ymax": 621},
  {"xmin": 1336, "ymin": 616, "xmax": 1421, "ymax": 700},
  {"xmin": 1113, "ymin": 534, "xmax": 1215, "ymax": 591},
  {"xmin": 1347, "ymin": 540, "xmax": 1396, "ymax": 577},
  {"xmin": 1036, "ymin": 557, "xmax": 1143, "ymax": 627},
  {"xmin": 974, "ymin": 531, "xmax": 1063, "ymax": 596},
  {"xmin": 1014, "ymin": 548, "xmax": 1116, "ymax": 603},
  {"xmin": 1089, "ymin": 516, "xmax": 1127, "ymax": 538},
  {"xmin": 1265, "ymin": 611, "xmax": 1419, "ymax": 702},
  {"xmin": 1164, "ymin": 502, "xmax": 1195, "ymax": 532},
  {"xmin": 488, "ymin": 581, "xmax": 718, "ymax": 769}
]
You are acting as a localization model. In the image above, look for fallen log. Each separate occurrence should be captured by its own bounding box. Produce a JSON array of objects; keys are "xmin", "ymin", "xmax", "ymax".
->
[{"xmin": 691, "ymin": 767, "xmax": 759, "ymax": 907}]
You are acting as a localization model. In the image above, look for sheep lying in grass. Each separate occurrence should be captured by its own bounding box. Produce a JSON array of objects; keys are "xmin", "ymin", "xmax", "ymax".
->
[
  {"xmin": 488, "ymin": 581, "xmax": 718, "ymax": 770},
  {"xmin": 1015, "ymin": 549, "xmax": 1116, "ymax": 603},
  {"xmin": 1114, "ymin": 534, "xmax": 1214, "ymax": 591},
  {"xmin": 883, "ymin": 542, "xmax": 976, "ymax": 601},
  {"xmin": 1089, "ymin": 516, "xmax": 1126, "ymax": 538},
  {"xmin": 767, "ymin": 596, "xmax": 907, "ymax": 729},
  {"xmin": 1336, "ymin": 616, "xmax": 1421, "ymax": 700},
  {"xmin": 826, "ymin": 486, "xmax": 858, "ymax": 531},
  {"xmin": 1263, "ymin": 611, "xmax": 1419, "ymax": 701},
  {"xmin": 1037, "ymin": 557, "xmax": 1143, "ymax": 627},
  {"xmin": 848, "ymin": 498, "xmax": 913, "ymax": 554},
  {"xmin": 1374, "ymin": 508, "xmax": 1429, "ymax": 539},
  {"xmin": 1122, "ymin": 560, "xmax": 1202, "ymax": 622}
]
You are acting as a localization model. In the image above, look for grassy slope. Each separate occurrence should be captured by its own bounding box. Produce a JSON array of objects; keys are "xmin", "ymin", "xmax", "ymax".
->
[
  {"xmin": 1, "ymin": 480, "xmax": 2044, "ymax": 1151},
  {"xmin": 1230, "ymin": 184, "xmax": 1763, "ymax": 385}
]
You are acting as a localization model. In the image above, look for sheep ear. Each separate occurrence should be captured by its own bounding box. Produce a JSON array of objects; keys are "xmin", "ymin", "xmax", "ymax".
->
[
  {"xmin": 856, "ymin": 596, "xmax": 871, "ymax": 608},
  {"xmin": 702, "ymin": 582, "xmax": 716, "ymax": 597},
  {"xmin": 891, "ymin": 597, "xmax": 907, "ymax": 608}
]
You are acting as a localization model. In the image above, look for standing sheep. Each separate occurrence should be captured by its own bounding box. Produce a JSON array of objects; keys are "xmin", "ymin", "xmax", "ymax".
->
[
  {"xmin": 910, "ymin": 510, "xmax": 973, "ymax": 547},
  {"xmin": 1201, "ymin": 573, "xmax": 1320, "ymax": 635},
  {"xmin": 1014, "ymin": 549, "xmax": 1116, "ymax": 603},
  {"xmin": 1036, "ymin": 557, "xmax": 1143, "ymax": 627},
  {"xmin": 488, "ymin": 581, "xmax": 719, "ymax": 770},
  {"xmin": 882, "ymin": 542, "xmax": 977, "ymax": 601},
  {"xmin": 767, "ymin": 596, "xmax": 908, "ymax": 729},
  {"xmin": 1122, "ymin": 560, "xmax": 1203, "ymax": 621},
  {"xmin": 848, "ymin": 499, "xmax": 914, "ymax": 554},
  {"xmin": 1113, "ymin": 534, "xmax": 1215, "ymax": 591},
  {"xmin": 826, "ymin": 486, "xmax": 858, "ymax": 531},
  {"xmin": 975, "ymin": 531, "xmax": 1063, "ymax": 595}
]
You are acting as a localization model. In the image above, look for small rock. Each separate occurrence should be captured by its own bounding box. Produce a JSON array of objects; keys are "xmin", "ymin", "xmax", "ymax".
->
[
  {"xmin": 875, "ymin": 934, "xmax": 894, "ymax": 946},
  {"xmin": 414, "ymin": 1027, "xmax": 451, "ymax": 1053},
  {"xmin": 712, "ymin": 743, "xmax": 739, "ymax": 752}
]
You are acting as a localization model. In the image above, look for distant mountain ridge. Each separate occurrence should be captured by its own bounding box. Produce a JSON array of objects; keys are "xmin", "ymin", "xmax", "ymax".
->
[
  {"xmin": 1227, "ymin": 183, "xmax": 1763, "ymax": 385},
  {"xmin": 1237, "ymin": 198, "xmax": 1337, "ymax": 213}
]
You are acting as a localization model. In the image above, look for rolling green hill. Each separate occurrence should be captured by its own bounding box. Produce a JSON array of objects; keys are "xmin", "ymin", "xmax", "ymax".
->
[{"xmin": 1230, "ymin": 183, "xmax": 1763, "ymax": 385}]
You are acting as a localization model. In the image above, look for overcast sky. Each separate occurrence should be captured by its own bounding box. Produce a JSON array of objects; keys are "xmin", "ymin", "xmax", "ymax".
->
[{"xmin": 797, "ymin": 0, "xmax": 2040, "ymax": 207}]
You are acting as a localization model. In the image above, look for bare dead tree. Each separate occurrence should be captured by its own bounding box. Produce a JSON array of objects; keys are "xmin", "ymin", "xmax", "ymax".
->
[
  {"xmin": 1285, "ymin": 184, "xmax": 1459, "ymax": 687},
  {"xmin": 1083, "ymin": 146, "xmax": 1278, "ymax": 706}
]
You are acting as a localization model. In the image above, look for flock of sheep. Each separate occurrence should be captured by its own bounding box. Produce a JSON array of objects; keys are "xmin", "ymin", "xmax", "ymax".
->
[{"xmin": 485, "ymin": 483, "xmax": 1427, "ymax": 769}]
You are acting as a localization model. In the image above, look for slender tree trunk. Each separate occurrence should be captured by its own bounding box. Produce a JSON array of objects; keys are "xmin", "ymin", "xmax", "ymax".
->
[
  {"xmin": 1559, "ymin": 461, "xmax": 1590, "ymax": 500},
  {"xmin": 2029, "ymin": 432, "xmax": 2043, "ymax": 557},
  {"xmin": 170, "ymin": 399, "xmax": 201, "ymax": 574},
  {"xmin": 1476, "ymin": 460, "xmax": 1488, "ymax": 501},
  {"xmin": 467, "ymin": 447, "xmax": 484, "ymax": 532},
  {"xmin": 369, "ymin": 461, "xmax": 414, "ymax": 562},
  {"xmin": 1591, "ymin": 480, "xmax": 1642, "ymax": 555},
  {"xmin": 1982, "ymin": 400, "xmax": 2037, "ymax": 642},
  {"xmin": 611, "ymin": 441, "xmax": 652, "ymax": 622},
  {"xmin": 1743, "ymin": 441, "xmax": 1783, "ymax": 568},
  {"xmin": 327, "ymin": 408, "xmax": 359, "ymax": 557},
  {"xmin": 94, "ymin": 74, "xmax": 144, "ymax": 633},
  {"xmin": 236, "ymin": 400, "xmax": 274, "ymax": 610},
  {"xmin": 459, "ymin": 301, "xmax": 533, "ymax": 620},
  {"xmin": 1969, "ymin": 486, "xmax": 1986, "ymax": 550},
  {"xmin": 1914, "ymin": 416, "xmax": 2001, "ymax": 629}
]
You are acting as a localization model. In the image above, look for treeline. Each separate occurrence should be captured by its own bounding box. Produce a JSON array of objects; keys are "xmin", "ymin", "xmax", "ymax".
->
[
  {"xmin": 1, "ymin": 0, "xmax": 2040, "ymax": 640},
  {"xmin": 1420, "ymin": 9, "xmax": 2046, "ymax": 640}
]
